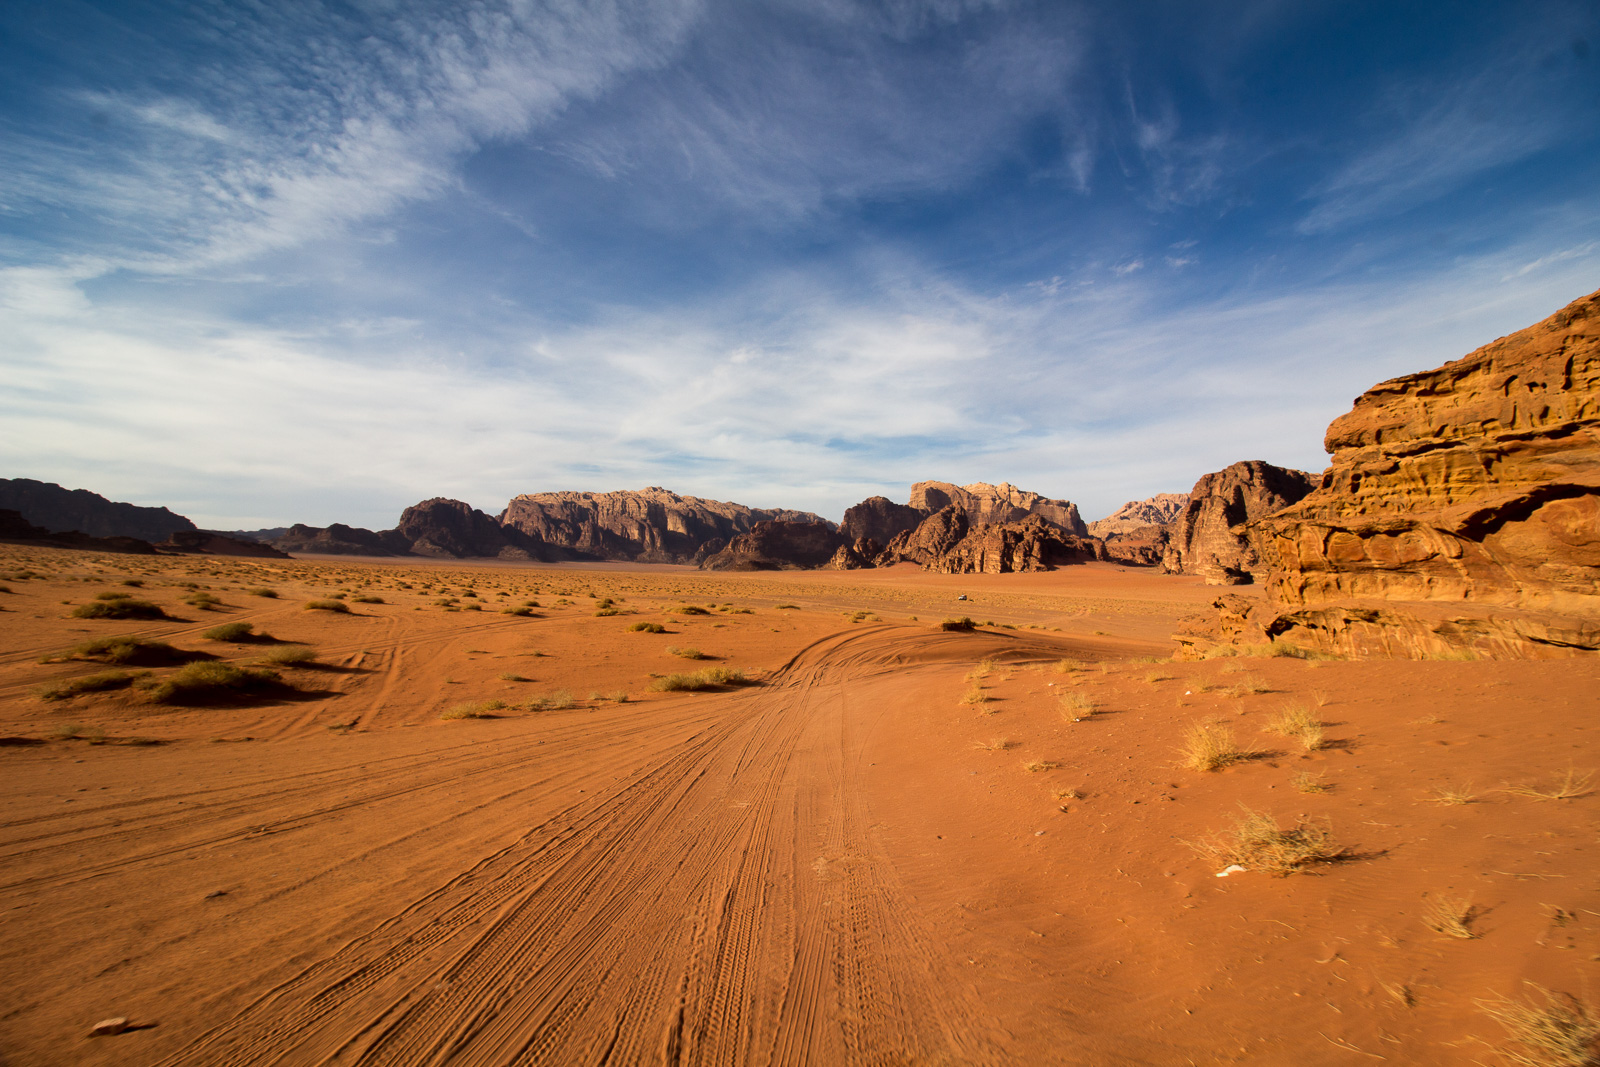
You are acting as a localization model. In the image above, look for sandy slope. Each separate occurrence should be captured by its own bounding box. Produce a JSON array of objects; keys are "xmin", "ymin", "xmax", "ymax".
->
[{"xmin": 0, "ymin": 547, "xmax": 1596, "ymax": 1065}]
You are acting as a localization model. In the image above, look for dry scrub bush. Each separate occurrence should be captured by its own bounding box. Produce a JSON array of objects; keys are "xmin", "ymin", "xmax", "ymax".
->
[
  {"xmin": 441, "ymin": 700, "xmax": 505, "ymax": 720},
  {"xmin": 1265, "ymin": 704, "xmax": 1325, "ymax": 751},
  {"xmin": 1052, "ymin": 788, "xmax": 1083, "ymax": 801},
  {"xmin": 650, "ymin": 668, "xmax": 748, "ymax": 692},
  {"xmin": 973, "ymin": 738, "xmax": 1012, "ymax": 752},
  {"xmin": 202, "ymin": 622, "xmax": 256, "ymax": 642},
  {"xmin": 1022, "ymin": 760, "xmax": 1059, "ymax": 773},
  {"xmin": 1422, "ymin": 894, "xmax": 1478, "ymax": 939},
  {"xmin": 1189, "ymin": 807, "xmax": 1345, "ymax": 876},
  {"xmin": 304, "ymin": 599, "xmax": 350, "ymax": 613},
  {"xmin": 966, "ymin": 659, "xmax": 997, "ymax": 681},
  {"xmin": 667, "ymin": 645, "xmax": 707, "ymax": 660},
  {"xmin": 51, "ymin": 723, "xmax": 106, "ymax": 741},
  {"xmin": 671, "ymin": 605, "xmax": 711, "ymax": 615},
  {"xmin": 628, "ymin": 622, "xmax": 666, "ymax": 633},
  {"xmin": 1428, "ymin": 783, "xmax": 1480, "ymax": 805},
  {"xmin": 1059, "ymin": 692, "xmax": 1097, "ymax": 720},
  {"xmin": 72, "ymin": 598, "xmax": 167, "ymax": 620},
  {"xmin": 253, "ymin": 645, "xmax": 316, "ymax": 666},
  {"xmin": 141, "ymin": 661, "xmax": 282, "ymax": 704},
  {"xmin": 526, "ymin": 689, "xmax": 575, "ymax": 710},
  {"xmin": 245, "ymin": 587, "xmax": 278, "ymax": 598},
  {"xmin": 961, "ymin": 687, "xmax": 992, "ymax": 706},
  {"xmin": 1505, "ymin": 770, "xmax": 1595, "ymax": 801},
  {"xmin": 1477, "ymin": 985, "xmax": 1600, "ymax": 1067},
  {"xmin": 38, "ymin": 671, "xmax": 139, "ymax": 700},
  {"xmin": 1293, "ymin": 771, "xmax": 1330, "ymax": 793},
  {"xmin": 498, "ymin": 672, "xmax": 530, "ymax": 682},
  {"xmin": 1181, "ymin": 721, "xmax": 1252, "ymax": 771},
  {"xmin": 350, "ymin": 594, "xmax": 384, "ymax": 604},
  {"xmin": 1223, "ymin": 675, "xmax": 1269, "ymax": 697},
  {"xmin": 51, "ymin": 636, "xmax": 185, "ymax": 666}
]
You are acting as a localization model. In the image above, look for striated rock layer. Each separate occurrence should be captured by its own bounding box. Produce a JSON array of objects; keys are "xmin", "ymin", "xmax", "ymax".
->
[
  {"xmin": 877, "ymin": 507, "xmax": 1104, "ymax": 574},
  {"xmin": 909, "ymin": 481, "xmax": 1087, "ymax": 535},
  {"xmin": 1085, "ymin": 493, "xmax": 1189, "ymax": 538},
  {"xmin": 1161, "ymin": 461, "xmax": 1318, "ymax": 584},
  {"xmin": 501, "ymin": 488, "xmax": 827, "ymax": 564},
  {"xmin": 1242, "ymin": 287, "xmax": 1600, "ymax": 658}
]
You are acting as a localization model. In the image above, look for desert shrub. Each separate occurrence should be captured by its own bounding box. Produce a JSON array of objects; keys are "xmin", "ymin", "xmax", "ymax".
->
[
  {"xmin": 202, "ymin": 622, "xmax": 256, "ymax": 642},
  {"xmin": 1264, "ymin": 704, "xmax": 1324, "ymax": 751},
  {"xmin": 245, "ymin": 587, "xmax": 278, "ymax": 598},
  {"xmin": 1477, "ymin": 984, "xmax": 1600, "ymax": 1067},
  {"xmin": 94, "ymin": 590, "xmax": 132, "ymax": 601},
  {"xmin": 141, "ymin": 661, "xmax": 283, "ymax": 704},
  {"xmin": 667, "ymin": 645, "xmax": 708, "ymax": 660},
  {"xmin": 51, "ymin": 723, "xmax": 106, "ymax": 741},
  {"xmin": 939, "ymin": 616, "xmax": 977, "ymax": 632},
  {"xmin": 1504, "ymin": 769, "xmax": 1595, "ymax": 801},
  {"xmin": 1022, "ymin": 760, "xmax": 1059, "ymax": 773},
  {"xmin": 54, "ymin": 636, "xmax": 187, "ymax": 666},
  {"xmin": 462, "ymin": 603, "xmax": 482, "ymax": 611},
  {"xmin": 440, "ymin": 699, "xmax": 506, "ymax": 720},
  {"xmin": 503, "ymin": 606, "xmax": 535, "ymax": 617},
  {"xmin": 121, "ymin": 579, "xmax": 144, "ymax": 587},
  {"xmin": 961, "ymin": 687, "xmax": 991, "ymax": 705},
  {"xmin": 594, "ymin": 607, "xmax": 621, "ymax": 617},
  {"xmin": 252, "ymin": 645, "xmax": 317, "ymax": 666},
  {"xmin": 498, "ymin": 672, "xmax": 530, "ymax": 682},
  {"xmin": 72, "ymin": 598, "xmax": 167, "ymax": 620},
  {"xmin": 304, "ymin": 599, "xmax": 350, "ymax": 613},
  {"xmin": 628, "ymin": 621, "xmax": 666, "ymax": 633},
  {"xmin": 526, "ymin": 689, "xmax": 575, "ymax": 711},
  {"xmin": 1189, "ymin": 807, "xmax": 1345, "ymax": 876},
  {"xmin": 775, "ymin": 604, "xmax": 798, "ymax": 610},
  {"xmin": 671, "ymin": 605, "xmax": 711, "ymax": 615},
  {"xmin": 1060, "ymin": 692, "xmax": 1097, "ymax": 720},
  {"xmin": 650, "ymin": 667, "xmax": 749, "ymax": 692},
  {"xmin": 350, "ymin": 595, "xmax": 384, "ymax": 604},
  {"xmin": 38, "ymin": 671, "xmax": 139, "ymax": 701},
  {"xmin": 1422, "ymin": 894, "xmax": 1478, "ymax": 939},
  {"xmin": 1181, "ymin": 721, "xmax": 1252, "ymax": 772},
  {"xmin": 185, "ymin": 592, "xmax": 224, "ymax": 610}
]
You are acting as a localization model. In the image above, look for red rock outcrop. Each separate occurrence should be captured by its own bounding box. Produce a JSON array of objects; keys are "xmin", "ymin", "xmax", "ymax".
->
[
  {"xmin": 700, "ymin": 522, "xmax": 845, "ymax": 571},
  {"xmin": 0, "ymin": 478, "xmax": 198, "ymax": 542},
  {"xmin": 839, "ymin": 496, "xmax": 925, "ymax": 545},
  {"xmin": 0, "ymin": 509, "xmax": 158, "ymax": 554},
  {"xmin": 393, "ymin": 498, "xmax": 551, "ymax": 560},
  {"xmin": 878, "ymin": 506, "xmax": 1103, "ymax": 574},
  {"xmin": 909, "ymin": 481, "xmax": 1087, "ymax": 535},
  {"xmin": 1241, "ymin": 287, "xmax": 1600, "ymax": 658},
  {"xmin": 156, "ymin": 531, "xmax": 290, "ymax": 558},
  {"xmin": 1161, "ymin": 461, "xmax": 1318, "ymax": 584},
  {"xmin": 1100, "ymin": 524, "xmax": 1170, "ymax": 567},
  {"xmin": 1085, "ymin": 493, "xmax": 1189, "ymax": 538},
  {"xmin": 500, "ymin": 487, "xmax": 828, "ymax": 564},
  {"xmin": 271, "ymin": 523, "xmax": 406, "ymax": 556},
  {"xmin": 824, "ymin": 538, "xmax": 882, "ymax": 570}
]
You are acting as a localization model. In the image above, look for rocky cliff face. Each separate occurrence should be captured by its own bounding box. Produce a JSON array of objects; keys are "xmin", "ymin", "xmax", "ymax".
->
[
  {"xmin": 0, "ymin": 479, "xmax": 196, "ymax": 542},
  {"xmin": 1086, "ymin": 493, "xmax": 1189, "ymax": 537},
  {"xmin": 271, "ymin": 523, "xmax": 406, "ymax": 556},
  {"xmin": 908, "ymin": 481, "xmax": 1087, "ymax": 535},
  {"xmin": 1161, "ymin": 461, "xmax": 1319, "ymax": 584},
  {"xmin": 394, "ymin": 498, "xmax": 550, "ymax": 560},
  {"xmin": 0, "ymin": 509, "xmax": 158, "ymax": 554},
  {"xmin": 700, "ymin": 522, "xmax": 845, "ymax": 571},
  {"xmin": 156, "ymin": 531, "xmax": 290, "ymax": 558},
  {"xmin": 1100, "ymin": 525, "xmax": 1170, "ymax": 566},
  {"xmin": 500, "ymin": 487, "xmax": 828, "ymax": 564},
  {"xmin": 839, "ymin": 496, "xmax": 925, "ymax": 545},
  {"xmin": 1239, "ymin": 287, "xmax": 1600, "ymax": 658},
  {"xmin": 877, "ymin": 506, "xmax": 1103, "ymax": 574}
]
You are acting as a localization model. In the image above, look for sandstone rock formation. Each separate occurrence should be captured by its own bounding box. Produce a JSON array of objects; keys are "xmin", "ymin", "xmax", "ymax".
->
[
  {"xmin": 1100, "ymin": 525, "xmax": 1170, "ymax": 567},
  {"xmin": 0, "ymin": 478, "xmax": 196, "ymax": 542},
  {"xmin": 0, "ymin": 509, "xmax": 157, "ymax": 554},
  {"xmin": 1161, "ymin": 461, "xmax": 1318, "ymax": 584},
  {"xmin": 271, "ymin": 523, "xmax": 405, "ymax": 556},
  {"xmin": 909, "ymin": 481, "xmax": 1087, "ymax": 535},
  {"xmin": 877, "ymin": 506, "xmax": 1103, "ymax": 574},
  {"xmin": 393, "ymin": 498, "xmax": 550, "ymax": 560},
  {"xmin": 838, "ymin": 496, "xmax": 925, "ymax": 545},
  {"xmin": 700, "ymin": 522, "xmax": 845, "ymax": 571},
  {"xmin": 1085, "ymin": 493, "xmax": 1189, "ymax": 537},
  {"xmin": 823, "ymin": 538, "xmax": 882, "ymax": 570},
  {"xmin": 156, "ymin": 531, "xmax": 290, "ymax": 558},
  {"xmin": 1238, "ymin": 287, "xmax": 1600, "ymax": 658},
  {"xmin": 500, "ymin": 488, "xmax": 828, "ymax": 564}
]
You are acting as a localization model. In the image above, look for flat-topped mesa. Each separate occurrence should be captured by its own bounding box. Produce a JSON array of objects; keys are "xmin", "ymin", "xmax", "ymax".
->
[
  {"xmin": 908, "ymin": 481, "xmax": 1088, "ymax": 535},
  {"xmin": 500, "ymin": 487, "xmax": 830, "ymax": 564},
  {"xmin": 1242, "ymin": 286, "xmax": 1600, "ymax": 658},
  {"xmin": 1161, "ymin": 461, "xmax": 1319, "ymax": 584}
]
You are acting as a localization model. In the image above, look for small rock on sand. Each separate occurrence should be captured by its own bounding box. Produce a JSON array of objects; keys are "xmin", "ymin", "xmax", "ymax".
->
[{"xmin": 89, "ymin": 1017, "xmax": 129, "ymax": 1036}]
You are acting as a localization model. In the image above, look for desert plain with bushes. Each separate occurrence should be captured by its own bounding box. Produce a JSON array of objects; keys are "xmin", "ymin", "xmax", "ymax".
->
[{"xmin": 1, "ymin": 545, "xmax": 1596, "ymax": 1065}]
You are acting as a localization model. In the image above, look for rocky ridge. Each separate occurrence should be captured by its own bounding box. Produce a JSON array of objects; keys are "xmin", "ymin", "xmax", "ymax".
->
[
  {"xmin": 1230, "ymin": 287, "xmax": 1600, "ymax": 658},
  {"xmin": 1085, "ymin": 493, "xmax": 1189, "ymax": 538},
  {"xmin": 0, "ymin": 478, "xmax": 197, "ymax": 542},
  {"xmin": 700, "ymin": 522, "xmax": 845, "ymax": 571},
  {"xmin": 1160, "ymin": 461, "xmax": 1319, "ymax": 584}
]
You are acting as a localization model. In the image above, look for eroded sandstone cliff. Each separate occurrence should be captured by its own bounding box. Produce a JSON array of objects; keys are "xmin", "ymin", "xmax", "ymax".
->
[
  {"xmin": 909, "ymin": 481, "xmax": 1087, "ymax": 535},
  {"xmin": 500, "ymin": 488, "xmax": 827, "ymax": 564},
  {"xmin": 1161, "ymin": 461, "xmax": 1318, "ymax": 584},
  {"xmin": 1240, "ymin": 288, "xmax": 1600, "ymax": 657},
  {"xmin": 700, "ymin": 521, "xmax": 845, "ymax": 571},
  {"xmin": 1085, "ymin": 493, "xmax": 1189, "ymax": 538}
]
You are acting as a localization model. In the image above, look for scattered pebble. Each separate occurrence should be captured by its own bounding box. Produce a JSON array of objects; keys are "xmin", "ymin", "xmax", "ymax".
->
[{"xmin": 89, "ymin": 1017, "xmax": 129, "ymax": 1037}]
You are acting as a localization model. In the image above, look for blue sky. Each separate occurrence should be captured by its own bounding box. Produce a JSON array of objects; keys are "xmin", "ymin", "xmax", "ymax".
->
[{"xmin": 3, "ymin": 0, "xmax": 1598, "ymax": 529}]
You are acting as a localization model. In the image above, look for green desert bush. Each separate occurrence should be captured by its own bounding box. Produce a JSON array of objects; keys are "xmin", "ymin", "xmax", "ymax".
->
[
  {"xmin": 628, "ymin": 621, "xmax": 667, "ymax": 633},
  {"xmin": 671, "ymin": 605, "xmax": 711, "ymax": 615},
  {"xmin": 71, "ymin": 598, "xmax": 167, "ymax": 620},
  {"xmin": 304, "ymin": 599, "xmax": 350, "ymax": 613},
  {"xmin": 52, "ymin": 636, "xmax": 187, "ymax": 666},
  {"xmin": 38, "ymin": 671, "xmax": 140, "ymax": 701},
  {"xmin": 140, "ymin": 661, "xmax": 283, "ymax": 704}
]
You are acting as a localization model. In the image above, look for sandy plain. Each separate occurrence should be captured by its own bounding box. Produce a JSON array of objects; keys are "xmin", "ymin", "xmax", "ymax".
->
[{"xmin": 0, "ymin": 545, "xmax": 1596, "ymax": 1066}]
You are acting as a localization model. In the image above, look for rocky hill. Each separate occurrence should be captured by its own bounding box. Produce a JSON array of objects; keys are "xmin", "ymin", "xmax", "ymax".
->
[
  {"xmin": 874, "ymin": 506, "xmax": 1104, "ymax": 574},
  {"xmin": 1160, "ymin": 461, "xmax": 1319, "ymax": 584},
  {"xmin": 1086, "ymin": 493, "xmax": 1189, "ymax": 537},
  {"xmin": 0, "ymin": 478, "xmax": 197, "ymax": 542},
  {"xmin": 909, "ymin": 481, "xmax": 1087, "ymax": 535},
  {"xmin": 700, "ymin": 522, "xmax": 845, "ymax": 571},
  {"xmin": 1234, "ymin": 286, "xmax": 1600, "ymax": 658},
  {"xmin": 500, "ymin": 487, "xmax": 827, "ymax": 564}
]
